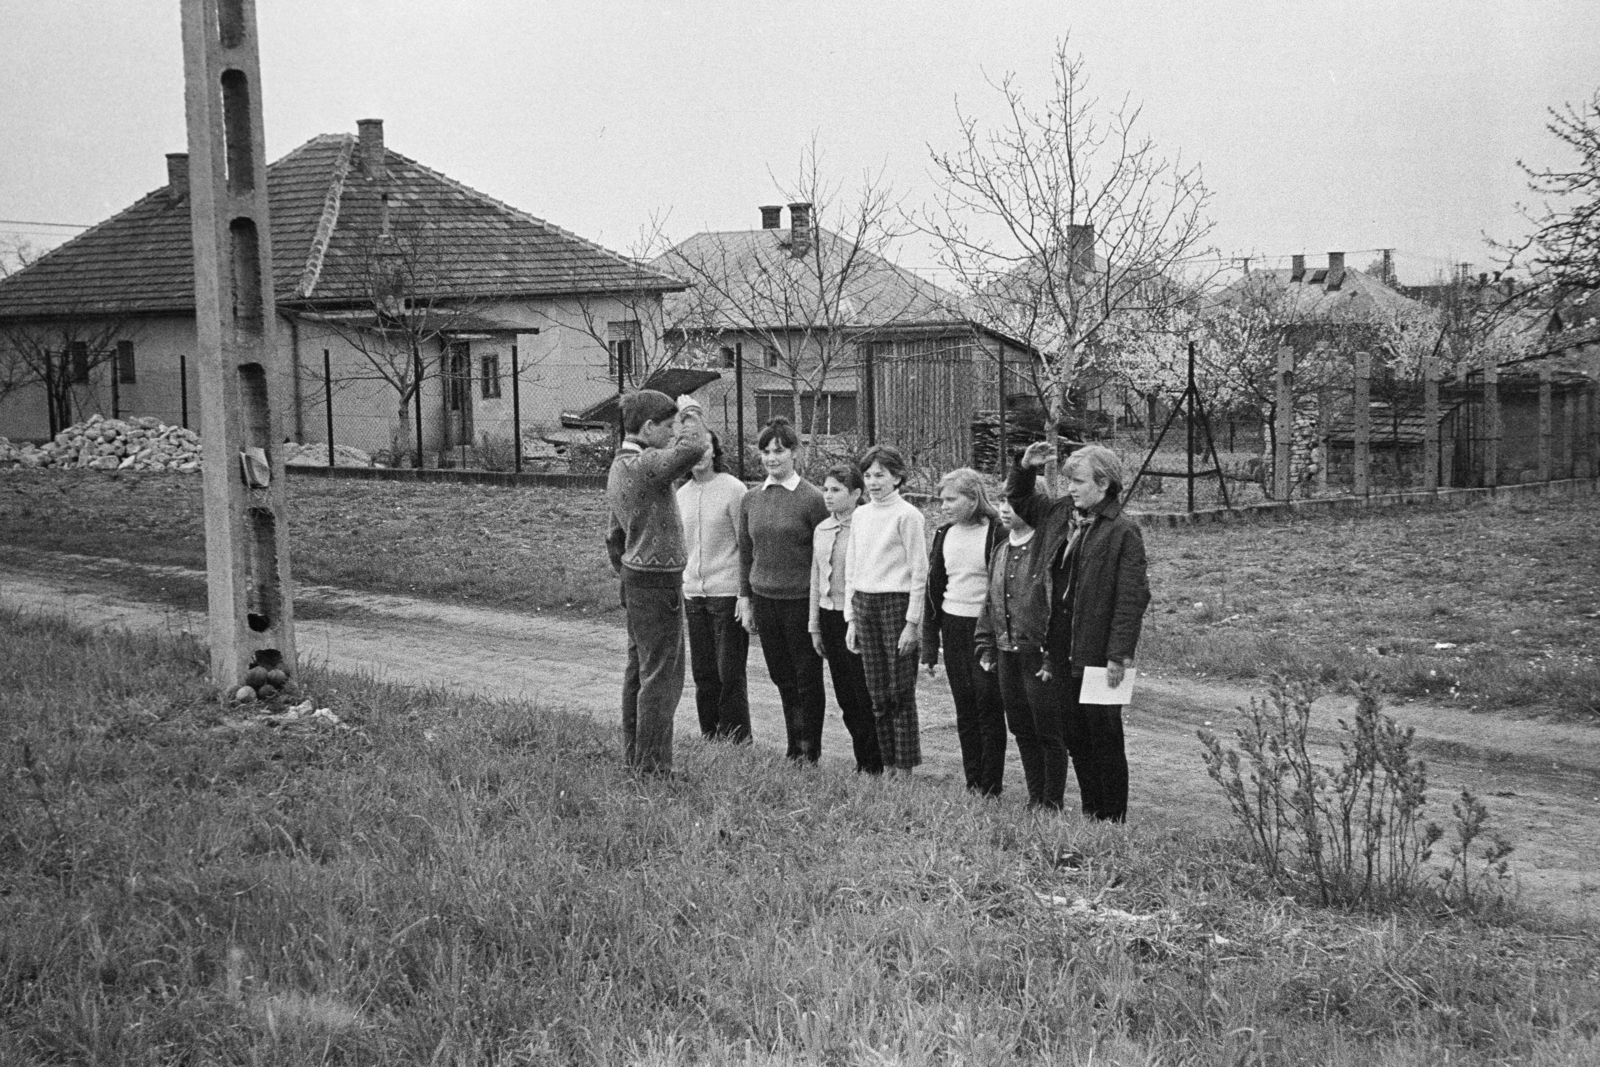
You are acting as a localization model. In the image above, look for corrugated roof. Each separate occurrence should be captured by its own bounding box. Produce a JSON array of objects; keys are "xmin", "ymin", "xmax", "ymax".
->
[
  {"xmin": 0, "ymin": 130, "xmax": 682, "ymax": 320},
  {"xmin": 654, "ymin": 228, "xmax": 970, "ymax": 333}
]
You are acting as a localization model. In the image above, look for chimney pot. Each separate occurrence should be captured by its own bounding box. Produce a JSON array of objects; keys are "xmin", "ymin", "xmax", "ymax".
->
[
  {"xmin": 1067, "ymin": 224, "xmax": 1095, "ymax": 281},
  {"xmin": 357, "ymin": 118, "xmax": 386, "ymax": 180},
  {"xmin": 759, "ymin": 205, "xmax": 782, "ymax": 229},
  {"xmin": 165, "ymin": 152, "xmax": 189, "ymax": 198},
  {"xmin": 788, "ymin": 202, "xmax": 813, "ymax": 258},
  {"xmin": 1325, "ymin": 251, "xmax": 1346, "ymax": 291},
  {"xmin": 1290, "ymin": 254, "xmax": 1306, "ymax": 283}
]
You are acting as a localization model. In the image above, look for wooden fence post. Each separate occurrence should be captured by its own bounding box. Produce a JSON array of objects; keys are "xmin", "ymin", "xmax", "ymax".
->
[
  {"xmin": 1538, "ymin": 364, "xmax": 1552, "ymax": 482},
  {"xmin": 1422, "ymin": 357, "xmax": 1440, "ymax": 491},
  {"xmin": 1353, "ymin": 350, "xmax": 1371, "ymax": 496},
  {"xmin": 1483, "ymin": 363, "xmax": 1500, "ymax": 488},
  {"xmin": 1274, "ymin": 346, "xmax": 1293, "ymax": 501}
]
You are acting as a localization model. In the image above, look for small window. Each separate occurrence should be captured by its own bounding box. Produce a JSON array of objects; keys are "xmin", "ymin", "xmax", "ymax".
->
[
  {"xmin": 68, "ymin": 341, "xmax": 90, "ymax": 383},
  {"xmin": 116, "ymin": 340, "xmax": 136, "ymax": 384},
  {"xmin": 717, "ymin": 345, "xmax": 735, "ymax": 368},
  {"xmin": 608, "ymin": 338, "xmax": 634, "ymax": 378},
  {"xmin": 764, "ymin": 345, "xmax": 780, "ymax": 369},
  {"xmin": 607, "ymin": 320, "xmax": 641, "ymax": 378},
  {"xmin": 480, "ymin": 354, "xmax": 502, "ymax": 398}
]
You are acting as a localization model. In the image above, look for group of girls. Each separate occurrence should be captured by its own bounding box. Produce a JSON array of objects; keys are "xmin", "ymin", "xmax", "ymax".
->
[{"xmin": 677, "ymin": 415, "xmax": 1150, "ymax": 819}]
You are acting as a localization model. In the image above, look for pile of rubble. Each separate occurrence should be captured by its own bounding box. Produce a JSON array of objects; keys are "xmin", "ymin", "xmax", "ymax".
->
[{"xmin": 0, "ymin": 414, "xmax": 203, "ymax": 472}]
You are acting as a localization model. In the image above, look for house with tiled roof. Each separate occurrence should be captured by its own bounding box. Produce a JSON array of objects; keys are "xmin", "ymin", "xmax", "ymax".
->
[
  {"xmin": 0, "ymin": 119, "xmax": 684, "ymax": 460},
  {"xmin": 652, "ymin": 204, "xmax": 1033, "ymax": 472}
]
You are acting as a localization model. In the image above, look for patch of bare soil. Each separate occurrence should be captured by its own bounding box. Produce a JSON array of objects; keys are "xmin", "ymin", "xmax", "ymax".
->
[{"xmin": 4, "ymin": 543, "xmax": 1597, "ymax": 918}]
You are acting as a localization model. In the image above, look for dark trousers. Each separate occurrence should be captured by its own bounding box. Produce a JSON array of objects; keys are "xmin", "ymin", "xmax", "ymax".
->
[
  {"xmin": 817, "ymin": 608, "xmax": 884, "ymax": 774},
  {"xmin": 620, "ymin": 581, "xmax": 685, "ymax": 773},
  {"xmin": 1065, "ymin": 674, "xmax": 1129, "ymax": 821},
  {"xmin": 684, "ymin": 595, "xmax": 750, "ymax": 742},
  {"xmin": 752, "ymin": 594, "xmax": 826, "ymax": 761},
  {"xmin": 942, "ymin": 614, "xmax": 1007, "ymax": 796},
  {"xmin": 996, "ymin": 648, "xmax": 1068, "ymax": 809}
]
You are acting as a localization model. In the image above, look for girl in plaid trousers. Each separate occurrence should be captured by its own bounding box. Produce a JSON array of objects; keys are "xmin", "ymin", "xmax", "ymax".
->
[{"xmin": 845, "ymin": 445, "xmax": 929, "ymax": 775}]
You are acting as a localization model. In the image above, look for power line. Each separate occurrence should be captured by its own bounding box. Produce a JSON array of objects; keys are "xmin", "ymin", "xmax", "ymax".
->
[{"xmin": 0, "ymin": 218, "xmax": 92, "ymax": 229}]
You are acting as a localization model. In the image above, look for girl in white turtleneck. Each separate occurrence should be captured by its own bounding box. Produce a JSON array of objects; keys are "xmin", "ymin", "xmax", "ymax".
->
[{"xmin": 844, "ymin": 444, "xmax": 928, "ymax": 775}]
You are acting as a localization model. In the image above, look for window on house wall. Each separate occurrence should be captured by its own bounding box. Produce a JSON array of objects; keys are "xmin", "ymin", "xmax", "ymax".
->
[
  {"xmin": 116, "ymin": 341, "xmax": 136, "ymax": 384},
  {"xmin": 764, "ymin": 345, "xmax": 780, "ymax": 369},
  {"xmin": 717, "ymin": 344, "xmax": 741, "ymax": 369},
  {"xmin": 607, "ymin": 320, "xmax": 641, "ymax": 378},
  {"xmin": 480, "ymin": 354, "xmax": 502, "ymax": 398},
  {"xmin": 68, "ymin": 342, "xmax": 90, "ymax": 383}
]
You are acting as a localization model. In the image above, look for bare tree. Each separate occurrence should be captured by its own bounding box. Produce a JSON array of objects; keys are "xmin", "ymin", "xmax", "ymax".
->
[
  {"xmin": 924, "ymin": 38, "xmax": 1216, "ymax": 455},
  {"xmin": 298, "ymin": 207, "xmax": 489, "ymax": 464},
  {"xmin": 1506, "ymin": 88, "xmax": 1600, "ymax": 293},
  {"xmin": 537, "ymin": 211, "xmax": 706, "ymax": 393},
  {"xmin": 1, "ymin": 240, "xmax": 135, "ymax": 432},
  {"xmin": 663, "ymin": 142, "xmax": 930, "ymax": 449}
]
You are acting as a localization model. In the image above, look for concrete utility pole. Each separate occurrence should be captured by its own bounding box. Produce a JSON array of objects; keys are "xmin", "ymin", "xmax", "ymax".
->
[{"xmin": 180, "ymin": 0, "xmax": 297, "ymax": 689}]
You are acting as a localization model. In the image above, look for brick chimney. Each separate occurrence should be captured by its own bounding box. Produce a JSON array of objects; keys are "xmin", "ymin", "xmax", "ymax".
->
[
  {"xmin": 357, "ymin": 118, "xmax": 386, "ymax": 180},
  {"xmin": 760, "ymin": 205, "xmax": 783, "ymax": 229},
  {"xmin": 788, "ymin": 202, "xmax": 812, "ymax": 258},
  {"xmin": 1325, "ymin": 251, "xmax": 1345, "ymax": 291},
  {"xmin": 1290, "ymin": 254, "xmax": 1306, "ymax": 283},
  {"xmin": 165, "ymin": 152, "xmax": 189, "ymax": 199}
]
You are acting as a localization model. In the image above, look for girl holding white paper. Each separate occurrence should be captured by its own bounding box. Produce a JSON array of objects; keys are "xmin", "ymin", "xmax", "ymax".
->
[{"xmin": 1010, "ymin": 442, "xmax": 1151, "ymax": 822}]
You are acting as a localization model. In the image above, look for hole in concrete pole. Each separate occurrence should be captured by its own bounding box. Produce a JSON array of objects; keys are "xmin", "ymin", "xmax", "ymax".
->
[
  {"xmin": 215, "ymin": 0, "xmax": 246, "ymax": 48},
  {"xmin": 221, "ymin": 70, "xmax": 254, "ymax": 193},
  {"xmin": 248, "ymin": 648, "xmax": 284, "ymax": 670},
  {"xmin": 238, "ymin": 362, "xmax": 271, "ymax": 449},
  {"xmin": 229, "ymin": 218, "xmax": 263, "ymax": 336},
  {"xmin": 246, "ymin": 506, "xmax": 281, "ymax": 636}
]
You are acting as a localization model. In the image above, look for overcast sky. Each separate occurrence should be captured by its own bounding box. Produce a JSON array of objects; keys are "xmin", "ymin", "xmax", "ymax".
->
[{"xmin": 3, "ymin": 0, "xmax": 1598, "ymax": 286}]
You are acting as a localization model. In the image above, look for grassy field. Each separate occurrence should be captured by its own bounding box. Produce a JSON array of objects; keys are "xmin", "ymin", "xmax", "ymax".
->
[
  {"xmin": 3, "ymin": 609, "xmax": 1598, "ymax": 1065},
  {"xmin": 3, "ymin": 469, "xmax": 1597, "ymax": 717}
]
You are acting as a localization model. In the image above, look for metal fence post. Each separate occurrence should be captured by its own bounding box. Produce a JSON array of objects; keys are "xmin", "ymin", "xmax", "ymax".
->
[
  {"xmin": 179, "ymin": 353, "xmax": 189, "ymax": 429},
  {"xmin": 1538, "ymin": 364, "xmax": 1553, "ymax": 482},
  {"xmin": 111, "ymin": 358, "xmax": 120, "ymax": 420},
  {"xmin": 1562, "ymin": 388, "xmax": 1576, "ymax": 478},
  {"xmin": 1484, "ymin": 363, "xmax": 1500, "ymax": 488},
  {"xmin": 511, "ymin": 342, "xmax": 522, "ymax": 475},
  {"xmin": 1273, "ymin": 346, "xmax": 1293, "ymax": 501},
  {"xmin": 413, "ymin": 347, "xmax": 424, "ymax": 469},
  {"xmin": 1423, "ymin": 357, "xmax": 1440, "ymax": 491},
  {"xmin": 323, "ymin": 348, "xmax": 334, "ymax": 468},
  {"xmin": 1353, "ymin": 350, "xmax": 1371, "ymax": 496},
  {"xmin": 734, "ymin": 342, "xmax": 746, "ymax": 479}
]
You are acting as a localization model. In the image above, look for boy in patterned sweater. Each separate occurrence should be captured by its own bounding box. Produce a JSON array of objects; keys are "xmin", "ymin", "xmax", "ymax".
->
[{"xmin": 605, "ymin": 389, "xmax": 708, "ymax": 775}]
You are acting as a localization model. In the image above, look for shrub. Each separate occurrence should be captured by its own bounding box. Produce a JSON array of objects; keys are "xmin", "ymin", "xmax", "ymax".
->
[{"xmin": 1199, "ymin": 673, "xmax": 1443, "ymax": 908}]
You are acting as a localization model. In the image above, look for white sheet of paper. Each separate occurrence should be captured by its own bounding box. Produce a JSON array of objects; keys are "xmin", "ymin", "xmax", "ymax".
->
[{"xmin": 1079, "ymin": 666, "xmax": 1137, "ymax": 705}]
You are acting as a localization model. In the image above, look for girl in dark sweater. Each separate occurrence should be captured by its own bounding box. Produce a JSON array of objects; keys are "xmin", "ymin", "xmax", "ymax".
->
[{"xmin": 737, "ymin": 418, "xmax": 829, "ymax": 761}]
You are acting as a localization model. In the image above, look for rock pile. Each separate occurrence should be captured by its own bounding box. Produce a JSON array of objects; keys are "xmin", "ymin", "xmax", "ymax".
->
[{"xmin": 0, "ymin": 414, "xmax": 203, "ymax": 472}]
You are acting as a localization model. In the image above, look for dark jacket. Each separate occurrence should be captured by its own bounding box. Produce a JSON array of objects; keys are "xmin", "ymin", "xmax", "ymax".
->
[
  {"xmin": 1009, "ymin": 462, "xmax": 1151, "ymax": 670},
  {"xmin": 973, "ymin": 528, "xmax": 1053, "ymax": 660},
  {"xmin": 921, "ymin": 519, "xmax": 1006, "ymax": 666}
]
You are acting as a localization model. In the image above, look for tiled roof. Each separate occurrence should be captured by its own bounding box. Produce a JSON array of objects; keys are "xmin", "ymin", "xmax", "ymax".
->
[
  {"xmin": 1216, "ymin": 267, "xmax": 1426, "ymax": 324},
  {"xmin": 0, "ymin": 132, "xmax": 681, "ymax": 320},
  {"xmin": 654, "ymin": 228, "xmax": 971, "ymax": 333}
]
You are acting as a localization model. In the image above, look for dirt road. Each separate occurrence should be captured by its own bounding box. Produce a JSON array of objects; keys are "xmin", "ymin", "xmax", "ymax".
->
[{"xmin": 4, "ymin": 543, "xmax": 1598, "ymax": 918}]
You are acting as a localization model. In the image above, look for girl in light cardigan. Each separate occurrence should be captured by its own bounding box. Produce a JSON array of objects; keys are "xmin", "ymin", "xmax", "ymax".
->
[{"xmin": 845, "ymin": 444, "xmax": 928, "ymax": 775}]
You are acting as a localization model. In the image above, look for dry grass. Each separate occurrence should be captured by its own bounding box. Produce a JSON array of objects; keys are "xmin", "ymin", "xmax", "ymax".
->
[
  {"xmin": 3, "ymin": 469, "xmax": 1597, "ymax": 716},
  {"xmin": 3, "ymin": 608, "xmax": 1599, "ymax": 1065}
]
